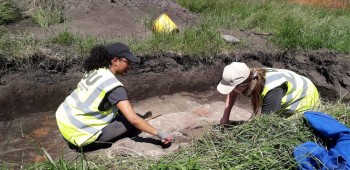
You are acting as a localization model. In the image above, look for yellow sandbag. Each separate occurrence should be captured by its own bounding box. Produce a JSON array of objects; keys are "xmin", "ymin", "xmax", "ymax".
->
[{"xmin": 152, "ymin": 13, "xmax": 179, "ymax": 33}]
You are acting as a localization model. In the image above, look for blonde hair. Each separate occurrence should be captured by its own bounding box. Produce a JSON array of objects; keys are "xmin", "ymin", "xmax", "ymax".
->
[{"xmin": 237, "ymin": 67, "xmax": 266, "ymax": 116}]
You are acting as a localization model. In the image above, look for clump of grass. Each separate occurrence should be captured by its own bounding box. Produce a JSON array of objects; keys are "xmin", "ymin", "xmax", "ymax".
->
[
  {"xmin": 0, "ymin": 30, "xmax": 40, "ymax": 59},
  {"xmin": 75, "ymin": 35, "xmax": 105, "ymax": 57},
  {"xmin": 176, "ymin": 1, "xmax": 219, "ymax": 13},
  {"xmin": 0, "ymin": 0, "xmax": 21, "ymax": 25},
  {"xmin": 319, "ymin": 99, "xmax": 350, "ymax": 126},
  {"xmin": 50, "ymin": 30, "xmax": 105, "ymax": 57},
  {"xmin": 52, "ymin": 29, "xmax": 76, "ymax": 46},
  {"xmin": 29, "ymin": 0, "xmax": 64, "ymax": 28},
  {"xmin": 0, "ymin": 26, "xmax": 8, "ymax": 36},
  {"xmin": 138, "ymin": 14, "xmax": 154, "ymax": 31}
]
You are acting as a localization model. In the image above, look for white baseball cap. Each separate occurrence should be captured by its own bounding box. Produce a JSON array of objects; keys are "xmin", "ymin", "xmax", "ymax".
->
[{"xmin": 217, "ymin": 62, "xmax": 250, "ymax": 94}]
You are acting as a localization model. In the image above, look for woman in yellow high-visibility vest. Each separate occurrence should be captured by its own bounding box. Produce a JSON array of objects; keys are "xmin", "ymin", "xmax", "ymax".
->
[
  {"xmin": 217, "ymin": 62, "xmax": 320, "ymax": 124},
  {"xmin": 55, "ymin": 43, "xmax": 174, "ymax": 149}
]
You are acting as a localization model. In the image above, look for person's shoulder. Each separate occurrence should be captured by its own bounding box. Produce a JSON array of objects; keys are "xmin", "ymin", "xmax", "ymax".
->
[{"xmin": 114, "ymin": 86, "xmax": 126, "ymax": 91}]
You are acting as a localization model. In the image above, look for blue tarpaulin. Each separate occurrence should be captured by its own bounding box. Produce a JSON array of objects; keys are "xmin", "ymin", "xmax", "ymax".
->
[{"xmin": 293, "ymin": 111, "xmax": 350, "ymax": 170}]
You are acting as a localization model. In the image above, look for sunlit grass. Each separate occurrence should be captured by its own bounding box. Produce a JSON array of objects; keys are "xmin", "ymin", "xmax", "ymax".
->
[
  {"xmin": 290, "ymin": 0, "xmax": 350, "ymax": 9},
  {"xmin": 177, "ymin": 0, "xmax": 350, "ymax": 53},
  {"xmin": 0, "ymin": 0, "xmax": 21, "ymax": 25},
  {"xmin": 0, "ymin": 28, "xmax": 40, "ymax": 59},
  {"xmin": 2, "ymin": 0, "xmax": 349, "ymax": 59},
  {"xmin": 29, "ymin": 0, "xmax": 64, "ymax": 28},
  {"xmin": 51, "ymin": 30, "xmax": 107, "ymax": 57}
]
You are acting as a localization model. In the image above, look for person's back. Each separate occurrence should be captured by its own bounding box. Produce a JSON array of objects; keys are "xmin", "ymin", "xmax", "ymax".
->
[
  {"xmin": 216, "ymin": 62, "xmax": 320, "ymax": 124},
  {"xmin": 56, "ymin": 68, "xmax": 123, "ymax": 146},
  {"xmin": 262, "ymin": 68, "xmax": 320, "ymax": 115}
]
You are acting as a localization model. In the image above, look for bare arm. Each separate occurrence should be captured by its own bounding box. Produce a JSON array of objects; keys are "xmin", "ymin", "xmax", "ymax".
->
[
  {"xmin": 220, "ymin": 92, "xmax": 238, "ymax": 124},
  {"xmin": 116, "ymin": 100, "xmax": 158, "ymax": 136}
]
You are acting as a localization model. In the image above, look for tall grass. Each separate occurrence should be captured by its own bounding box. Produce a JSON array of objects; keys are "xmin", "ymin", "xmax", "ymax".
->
[
  {"xmin": 29, "ymin": 0, "xmax": 64, "ymax": 28},
  {"xmin": 149, "ymin": 116, "xmax": 314, "ymax": 169},
  {"xmin": 177, "ymin": 0, "xmax": 350, "ymax": 53},
  {"xmin": 0, "ymin": 0, "xmax": 21, "ymax": 25},
  {"xmin": 146, "ymin": 101, "xmax": 349, "ymax": 169}
]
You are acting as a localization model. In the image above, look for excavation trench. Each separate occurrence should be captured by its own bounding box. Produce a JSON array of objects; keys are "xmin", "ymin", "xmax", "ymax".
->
[{"xmin": 0, "ymin": 51, "xmax": 350, "ymax": 167}]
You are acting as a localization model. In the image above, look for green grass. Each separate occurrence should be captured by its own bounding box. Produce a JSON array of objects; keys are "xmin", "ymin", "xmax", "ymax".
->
[
  {"xmin": 29, "ymin": 0, "xmax": 64, "ymax": 28},
  {"xmin": 75, "ymin": 35, "xmax": 105, "ymax": 57},
  {"xmin": 176, "ymin": 0, "xmax": 350, "ymax": 53},
  {"xmin": 0, "ymin": 28, "xmax": 40, "ymax": 59},
  {"xmin": 128, "ymin": 26, "xmax": 229, "ymax": 56},
  {"xmin": 51, "ymin": 29, "xmax": 108, "ymax": 56},
  {"xmin": 44, "ymin": 0, "xmax": 350, "ymax": 57},
  {"xmin": 149, "ymin": 116, "xmax": 313, "ymax": 169},
  {"xmin": 52, "ymin": 29, "xmax": 76, "ymax": 46},
  {"xmin": 2, "ymin": 0, "xmax": 349, "ymax": 59},
  {"xmin": 51, "ymin": 27, "xmax": 227, "ymax": 58},
  {"xmin": 0, "ymin": 28, "xmax": 105, "ymax": 59},
  {"xmin": 0, "ymin": 0, "xmax": 21, "ymax": 25}
]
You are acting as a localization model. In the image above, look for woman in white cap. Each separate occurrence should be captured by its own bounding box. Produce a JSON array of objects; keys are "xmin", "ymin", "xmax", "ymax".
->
[
  {"xmin": 56, "ymin": 43, "xmax": 174, "ymax": 150},
  {"xmin": 217, "ymin": 62, "xmax": 320, "ymax": 124}
]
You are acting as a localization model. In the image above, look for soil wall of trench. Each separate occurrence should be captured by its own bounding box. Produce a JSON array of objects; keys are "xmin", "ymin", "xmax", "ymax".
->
[{"xmin": 1, "ymin": 50, "xmax": 350, "ymax": 121}]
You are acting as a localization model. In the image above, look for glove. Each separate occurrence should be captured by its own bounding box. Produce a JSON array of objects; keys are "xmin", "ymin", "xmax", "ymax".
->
[{"xmin": 157, "ymin": 131, "xmax": 175, "ymax": 144}]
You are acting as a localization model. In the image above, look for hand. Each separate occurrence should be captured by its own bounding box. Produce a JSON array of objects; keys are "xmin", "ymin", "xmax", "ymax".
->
[
  {"xmin": 157, "ymin": 131, "xmax": 175, "ymax": 145},
  {"xmin": 220, "ymin": 117, "xmax": 229, "ymax": 125}
]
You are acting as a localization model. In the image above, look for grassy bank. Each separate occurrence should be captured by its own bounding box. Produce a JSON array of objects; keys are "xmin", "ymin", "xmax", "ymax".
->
[
  {"xmin": 1, "ymin": 0, "xmax": 350, "ymax": 59},
  {"xmin": 176, "ymin": 0, "xmax": 350, "ymax": 53}
]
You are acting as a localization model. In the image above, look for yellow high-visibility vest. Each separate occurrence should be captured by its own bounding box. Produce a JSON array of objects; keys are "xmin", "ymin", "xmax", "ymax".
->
[
  {"xmin": 56, "ymin": 68, "xmax": 123, "ymax": 146},
  {"xmin": 261, "ymin": 68, "xmax": 319, "ymax": 114}
]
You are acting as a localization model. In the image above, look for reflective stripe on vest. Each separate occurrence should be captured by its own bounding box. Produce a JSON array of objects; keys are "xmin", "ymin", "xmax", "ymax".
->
[
  {"xmin": 56, "ymin": 68, "xmax": 123, "ymax": 146},
  {"xmin": 261, "ymin": 68, "xmax": 317, "ymax": 113}
]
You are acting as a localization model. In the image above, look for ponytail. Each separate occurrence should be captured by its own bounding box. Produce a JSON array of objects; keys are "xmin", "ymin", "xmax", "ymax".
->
[
  {"xmin": 250, "ymin": 68, "xmax": 266, "ymax": 116},
  {"xmin": 82, "ymin": 45, "xmax": 112, "ymax": 72}
]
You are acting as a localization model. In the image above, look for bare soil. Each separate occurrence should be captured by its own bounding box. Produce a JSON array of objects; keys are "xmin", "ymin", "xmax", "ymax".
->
[{"xmin": 1, "ymin": 0, "xmax": 350, "ymax": 168}]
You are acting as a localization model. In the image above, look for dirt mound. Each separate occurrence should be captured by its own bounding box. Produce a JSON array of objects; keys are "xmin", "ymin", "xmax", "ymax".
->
[{"xmin": 8, "ymin": 0, "xmax": 199, "ymax": 40}]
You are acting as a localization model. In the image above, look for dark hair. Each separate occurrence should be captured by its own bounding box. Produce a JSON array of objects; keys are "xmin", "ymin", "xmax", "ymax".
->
[{"xmin": 82, "ymin": 45, "xmax": 113, "ymax": 72}]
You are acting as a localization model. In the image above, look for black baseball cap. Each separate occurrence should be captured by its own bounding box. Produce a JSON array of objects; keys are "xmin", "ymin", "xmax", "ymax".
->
[{"xmin": 106, "ymin": 43, "xmax": 140, "ymax": 63}]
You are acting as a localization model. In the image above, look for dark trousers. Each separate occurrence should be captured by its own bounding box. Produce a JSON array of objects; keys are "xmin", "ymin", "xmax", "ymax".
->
[
  {"xmin": 68, "ymin": 113, "xmax": 139, "ymax": 151},
  {"xmin": 96, "ymin": 113, "xmax": 138, "ymax": 142}
]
